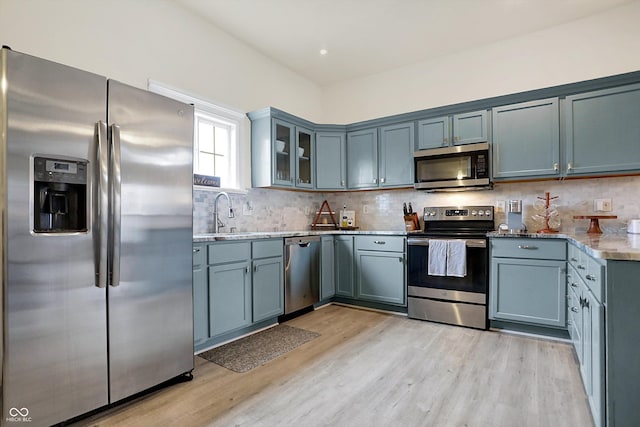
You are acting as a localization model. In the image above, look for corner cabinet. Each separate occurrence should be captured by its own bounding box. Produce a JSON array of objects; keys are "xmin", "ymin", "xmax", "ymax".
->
[
  {"xmin": 564, "ymin": 83, "xmax": 640, "ymax": 177},
  {"xmin": 249, "ymin": 109, "xmax": 315, "ymax": 189},
  {"xmin": 347, "ymin": 122, "xmax": 414, "ymax": 190},
  {"xmin": 316, "ymin": 132, "xmax": 347, "ymax": 190},
  {"xmin": 489, "ymin": 238, "xmax": 567, "ymax": 328},
  {"xmin": 416, "ymin": 110, "xmax": 488, "ymax": 150},
  {"xmin": 492, "ymin": 98, "xmax": 560, "ymax": 179}
]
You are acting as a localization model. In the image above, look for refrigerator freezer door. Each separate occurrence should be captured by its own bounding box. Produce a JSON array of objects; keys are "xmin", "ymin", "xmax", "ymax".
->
[
  {"xmin": 2, "ymin": 49, "xmax": 109, "ymax": 425},
  {"xmin": 106, "ymin": 80, "xmax": 194, "ymax": 403}
]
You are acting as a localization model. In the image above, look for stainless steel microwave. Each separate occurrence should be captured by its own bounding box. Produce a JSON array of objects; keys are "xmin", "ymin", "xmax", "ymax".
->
[{"xmin": 413, "ymin": 142, "xmax": 491, "ymax": 190}]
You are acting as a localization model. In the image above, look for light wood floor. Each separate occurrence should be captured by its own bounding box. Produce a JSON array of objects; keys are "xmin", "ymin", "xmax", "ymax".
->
[{"xmin": 76, "ymin": 304, "xmax": 593, "ymax": 427}]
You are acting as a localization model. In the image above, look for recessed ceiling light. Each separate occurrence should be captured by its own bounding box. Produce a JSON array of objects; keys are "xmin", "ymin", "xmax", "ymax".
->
[{"xmin": 319, "ymin": 49, "xmax": 328, "ymax": 56}]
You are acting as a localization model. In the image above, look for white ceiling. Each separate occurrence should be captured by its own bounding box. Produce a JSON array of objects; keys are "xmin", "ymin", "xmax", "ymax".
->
[{"xmin": 175, "ymin": 0, "xmax": 634, "ymax": 86}]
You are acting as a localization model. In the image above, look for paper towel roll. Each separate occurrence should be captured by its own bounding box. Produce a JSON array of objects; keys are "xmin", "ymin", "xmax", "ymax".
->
[{"xmin": 628, "ymin": 219, "xmax": 640, "ymax": 234}]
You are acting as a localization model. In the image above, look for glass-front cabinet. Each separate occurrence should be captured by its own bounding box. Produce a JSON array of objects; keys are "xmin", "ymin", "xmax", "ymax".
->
[
  {"xmin": 273, "ymin": 119, "xmax": 294, "ymax": 186},
  {"xmin": 296, "ymin": 127, "xmax": 314, "ymax": 189}
]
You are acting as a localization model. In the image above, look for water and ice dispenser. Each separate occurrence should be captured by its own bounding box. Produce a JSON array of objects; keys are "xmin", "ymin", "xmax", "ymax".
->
[{"xmin": 33, "ymin": 156, "xmax": 88, "ymax": 233}]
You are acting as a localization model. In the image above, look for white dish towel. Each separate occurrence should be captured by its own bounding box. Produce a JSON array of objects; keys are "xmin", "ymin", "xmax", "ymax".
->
[
  {"xmin": 427, "ymin": 239, "xmax": 447, "ymax": 276},
  {"xmin": 446, "ymin": 239, "xmax": 467, "ymax": 277}
]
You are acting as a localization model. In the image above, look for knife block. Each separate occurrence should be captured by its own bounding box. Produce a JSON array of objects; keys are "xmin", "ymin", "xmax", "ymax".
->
[{"xmin": 404, "ymin": 213, "xmax": 420, "ymax": 231}]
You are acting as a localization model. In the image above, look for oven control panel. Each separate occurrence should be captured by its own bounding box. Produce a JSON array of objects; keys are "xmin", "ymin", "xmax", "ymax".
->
[{"xmin": 423, "ymin": 206, "xmax": 494, "ymax": 221}]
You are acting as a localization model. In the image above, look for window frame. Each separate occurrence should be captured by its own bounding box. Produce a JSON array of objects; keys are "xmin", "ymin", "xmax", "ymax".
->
[{"xmin": 148, "ymin": 80, "xmax": 245, "ymax": 192}]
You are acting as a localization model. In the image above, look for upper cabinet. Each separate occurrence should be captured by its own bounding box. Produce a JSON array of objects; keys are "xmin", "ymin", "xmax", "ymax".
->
[
  {"xmin": 249, "ymin": 110, "xmax": 315, "ymax": 189},
  {"xmin": 347, "ymin": 122, "xmax": 414, "ymax": 190},
  {"xmin": 492, "ymin": 98, "xmax": 560, "ymax": 180},
  {"xmin": 347, "ymin": 128, "xmax": 378, "ymax": 189},
  {"xmin": 315, "ymin": 132, "xmax": 347, "ymax": 190},
  {"xmin": 417, "ymin": 110, "xmax": 488, "ymax": 150},
  {"xmin": 564, "ymin": 83, "xmax": 640, "ymax": 177}
]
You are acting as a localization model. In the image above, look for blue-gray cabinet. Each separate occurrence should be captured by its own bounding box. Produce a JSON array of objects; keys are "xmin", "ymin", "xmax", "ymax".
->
[
  {"xmin": 379, "ymin": 122, "xmax": 414, "ymax": 188},
  {"xmin": 249, "ymin": 110, "xmax": 316, "ymax": 189},
  {"xmin": 567, "ymin": 244, "xmax": 605, "ymax": 427},
  {"xmin": 347, "ymin": 128, "xmax": 378, "ymax": 189},
  {"xmin": 347, "ymin": 123, "xmax": 414, "ymax": 190},
  {"xmin": 492, "ymin": 98, "xmax": 560, "ymax": 179},
  {"xmin": 252, "ymin": 257, "xmax": 284, "ymax": 322},
  {"xmin": 295, "ymin": 126, "xmax": 314, "ymax": 188},
  {"xmin": 335, "ymin": 236, "xmax": 355, "ymax": 297},
  {"xmin": 489, "ymin": 238, "xmax": 566, "ymax": 328},
  {"xmin": 194, "ymin": 238, "xmax": 284, "ymax": 352},
  {"xmin": 417, "ymin": 110, "xmax": 488, "ymax": 150},
  {"xmin": 355, "ymin": 236, "xmax": 406, "ymax": 306},
  {"xmin": 193, "ymin": 244, "xmax": 208, "ymax": 346},
  {"xmin": 209, "ymin": 260, "xmax": 252, "ymax": 337},
  {"xmin": 564, "ymin": 83, "xmax": 640, "ymax": 176},
  {"xmin": 320, "ymin": 235, "xmax": 336, "ymax": 300},
  {"xmin": 315, "ymin": 132, "xmax": 347, "ymax": 190}
]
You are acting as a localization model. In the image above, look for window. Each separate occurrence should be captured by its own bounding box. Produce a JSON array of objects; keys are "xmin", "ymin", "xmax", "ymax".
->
[{"xmin": 148, "ymin": 80, "xmax": 244, "ymax": 190}]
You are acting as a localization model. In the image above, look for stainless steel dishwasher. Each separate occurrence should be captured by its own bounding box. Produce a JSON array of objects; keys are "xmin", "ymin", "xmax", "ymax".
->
[{"xmin": 284, "ymin": 236, "xmax": 320, "ymax": 314}]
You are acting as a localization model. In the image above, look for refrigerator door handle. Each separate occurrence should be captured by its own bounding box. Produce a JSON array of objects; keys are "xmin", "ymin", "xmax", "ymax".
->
[
  {"xmin": 110, "ymin": 124, "xmax": 122, "ymax": 287},
  {"xmin": 96, "ymin": 121, "xmax": 109, "ymax": 288}
]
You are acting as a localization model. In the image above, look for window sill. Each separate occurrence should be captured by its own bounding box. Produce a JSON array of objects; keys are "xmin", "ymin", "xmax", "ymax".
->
[{"xmin": 193, "ymin": 185, "xmax": 248, "ymax": 195}]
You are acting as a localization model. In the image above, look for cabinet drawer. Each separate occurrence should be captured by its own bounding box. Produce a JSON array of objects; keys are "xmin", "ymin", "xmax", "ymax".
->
[
  {"xmin": 491, "ymin": 238, "xmax": 566, "ymax": 260},
  {"xmin": 355, "ymin": 235, "xmax": 405, "ymax": 252},
  {"xmin": 193, "ymin": 244, "xmax": 205, "ymax": 266},
  {"xmin": 208, "ymin": 241, "xmax": 251, "ymax": 265},
  {"xmin": 585, "ymin": 256, "xmax": 605, "ymax": 302},
  {"xmin": 568, "ymin": 244, "xmax": 582, "ymax": 268},
  {"xmin": 252, "ymin": 239, "xmax": 283, "ymax": 259}
]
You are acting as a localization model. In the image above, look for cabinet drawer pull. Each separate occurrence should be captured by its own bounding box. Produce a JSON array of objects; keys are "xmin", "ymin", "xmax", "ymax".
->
[
  {"xmin": 577, "ymin": 264, "xmax": 586, "ymax": 270},
  {"xmin": 517, "ymin": 245, "xmax": 538, "ymax": 250},
  {"xmin": 570, "ymin": 257, "xmax": 578, "ymax": 262},
  {"xmin": 570, "ymin": 282, "xmax": 578, "ymax": 288},
  {"xmin": 373, "ymin": 240, "xmax": 386, "ymax": 245},
  {"xmin": 585, "ymin": 274, "xmax": 596, "ymax": 281},
  {"xmin": 193, "ymin": 248, "xmax": 201, "ymax": 253},
  {"xmin": 571, "ymin": 307, "xmax": 579, "ymax": 313}
]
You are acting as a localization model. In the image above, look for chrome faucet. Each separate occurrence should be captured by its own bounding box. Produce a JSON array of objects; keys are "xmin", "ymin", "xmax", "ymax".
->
[{"xmin": 213, "ymin": 192, "xmax": 234, "ymax": 233}]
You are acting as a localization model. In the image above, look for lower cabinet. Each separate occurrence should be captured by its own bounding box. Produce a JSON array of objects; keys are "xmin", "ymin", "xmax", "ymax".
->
[
  {"xmin": 568, "ymin": 245, "xmax": 605, "ymax": 427},
  {"xmin": 252, "ymin": 256, "xmax": 284, "ymax": 323},
  {"xmin": 193, "ymin": 239, "xmax": 284, "ymax": 352},
  {"xmin": 335, "ymin": 236, "xmax": 355, "ymax": 297},
  {"xmin": 489, "ymin": 238, "xmax": 567, "ymax": 328},
  {"xmin": 320, "ymin": 236, "xmax": 336, "ymax": 300},
  {"xmin": 355, "ymin": 236, "xmax": 406, "ymax": 306},
  {"xmin": 209, "ymin": 261, "xmax": 252, "ymax": 336}
]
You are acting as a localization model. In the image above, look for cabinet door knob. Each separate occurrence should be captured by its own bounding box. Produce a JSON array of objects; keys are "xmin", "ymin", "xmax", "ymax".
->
[
  {"xmin": 577, "ymin": 264, "xmax": 586, "ymax": 270},
  {"xmin": 570, "ymin": 257, "xmax": 578, "ymax": 262},
  {"xmin": 399, "ymin": 257, "xmax": 403, "ymax": 263},
  {"xmin": 245, "ymin": 266, "xmax": 249, "ymax": 274},
  {"xmin": 380, "ymin": 177, "xmax": 386, "ymax": 183},
  {"xmin": 567, "ymin": 162, "xmax": 573, "ymax": 171},
  {"xmin": 571, "ymin": 307, "xmax": 579, "ymax": 313},
  {"xmin": 443, "ymin": 137, "xmax": 449, "ymax": 144},
  {"xmin": 373, "ymin": 178, "xmax": 377, "ymax": 183},
  {"xmin": 553, "ymin": 163, "xmax": 559, "ymax": 171},
  {"xmin": 341, "ymin": 180, "xmax": 345, "ymax": 187},
  {"xmin": 193, "ymin": 247, "xmax": 200, "ymax": 253},
  {"xmin": 570, "ymin": 282, "xmax": 578, "ymax": 288},
  {"xmin": 585, "ymin": 274, "xmax": 596, "ymax": 281}
]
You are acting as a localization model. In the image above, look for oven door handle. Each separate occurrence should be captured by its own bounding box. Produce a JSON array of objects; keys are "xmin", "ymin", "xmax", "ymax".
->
[{"xmin": 407, "ymin": 238, "xmax": 486, "ymax": 248}]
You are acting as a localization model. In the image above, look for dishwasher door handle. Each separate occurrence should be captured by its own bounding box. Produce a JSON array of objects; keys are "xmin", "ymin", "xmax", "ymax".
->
[{"xmin": 298, "ymin": 242, "xmax": 310, "ymax": 248}]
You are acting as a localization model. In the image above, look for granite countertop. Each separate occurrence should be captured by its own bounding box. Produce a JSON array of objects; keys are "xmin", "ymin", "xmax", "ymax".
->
[
  {"xmin": 489, "ymin": 231, "xmax": 640, "ymax": 261},
  {"xmin": 193, "ymin": 229, "xmax": 407, "ymax": 243}
]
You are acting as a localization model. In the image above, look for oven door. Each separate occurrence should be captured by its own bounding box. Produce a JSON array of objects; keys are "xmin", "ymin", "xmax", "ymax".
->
[{"xmin": 407, "ymin": 237, "xmax": 488, "ymax": 302}]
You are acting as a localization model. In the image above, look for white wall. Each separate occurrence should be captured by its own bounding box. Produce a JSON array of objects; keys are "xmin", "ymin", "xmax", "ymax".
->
[
  {"xmin": 0, "ymin": 0, "xmax": 322, "ymax": 119},
  {"xmin": 321, "ymin": 1, "xmax": 640, "ymax": 123}
]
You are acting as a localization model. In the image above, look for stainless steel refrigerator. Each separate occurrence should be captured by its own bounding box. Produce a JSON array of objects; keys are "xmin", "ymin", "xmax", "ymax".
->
[{"xmin": 0, "ymin": 48, "xmax": 194, "ymax": 426}]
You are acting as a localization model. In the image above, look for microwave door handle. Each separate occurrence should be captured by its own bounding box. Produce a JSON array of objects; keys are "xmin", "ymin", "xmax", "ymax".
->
[
  {"xmin": 110, "ymin": 124, "xmax": 122, "ymax": 287},
  {"xmin": 95, "ymin": 121, "xmax": 109, "ymax": 288}
]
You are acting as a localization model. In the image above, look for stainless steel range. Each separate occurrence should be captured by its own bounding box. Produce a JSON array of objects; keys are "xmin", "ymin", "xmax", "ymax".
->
[{"xmin": 407, "ymin": 206, "xmax": 494, "ymax": 329}]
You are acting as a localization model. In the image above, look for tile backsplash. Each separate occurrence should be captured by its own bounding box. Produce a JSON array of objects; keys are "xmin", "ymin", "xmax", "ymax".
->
[{"xmin": 194, "ymin": 175, "xmax": 640, "ymax": 234}]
